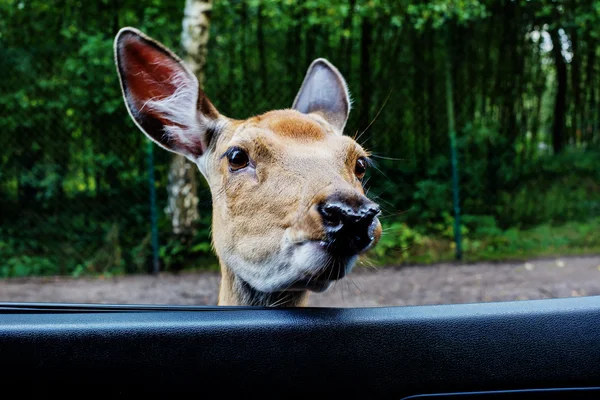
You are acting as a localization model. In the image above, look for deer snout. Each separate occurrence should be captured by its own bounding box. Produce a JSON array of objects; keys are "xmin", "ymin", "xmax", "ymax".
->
[{"xmin": 317, "ymin": 195, "xmax": 381, "ymax": 256}]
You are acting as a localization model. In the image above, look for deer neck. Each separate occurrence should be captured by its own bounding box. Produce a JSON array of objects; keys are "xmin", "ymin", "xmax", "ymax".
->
[{"xmin": 217, "ymin": 261, "xmax": 309, "ymax": 307}]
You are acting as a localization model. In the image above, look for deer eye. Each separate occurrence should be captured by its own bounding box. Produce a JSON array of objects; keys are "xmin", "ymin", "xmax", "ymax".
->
[
  {"xmin": 355, "ymin": 157, "xmax": 367, "ymax": 179},
  {"xmin": 226, "ymin": 147, "xmax": 250, "ymax": 171}
]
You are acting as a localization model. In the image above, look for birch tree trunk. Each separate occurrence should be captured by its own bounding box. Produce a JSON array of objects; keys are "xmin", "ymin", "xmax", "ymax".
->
[
  {"xmin": 180, "ymin": 0, "xmax": 212, "ymax": 87},
  {"xmin": 165, "ymin": 0, "xmax": 212, "ymax": 239}
]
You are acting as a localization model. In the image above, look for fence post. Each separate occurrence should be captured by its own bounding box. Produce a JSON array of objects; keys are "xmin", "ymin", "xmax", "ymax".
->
[
  {"xmin": 147, "ymin": 140, "xmax": 160, "ymax": 274},
  {"xmin": 445, "ymin": 27, "xmax": 463, "ymax": 261}
]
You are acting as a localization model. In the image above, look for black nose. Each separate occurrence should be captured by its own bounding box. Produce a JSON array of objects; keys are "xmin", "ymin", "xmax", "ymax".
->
[{"xmin": 317, "ymin": 196, "xmax": 380, "ymax": 256}]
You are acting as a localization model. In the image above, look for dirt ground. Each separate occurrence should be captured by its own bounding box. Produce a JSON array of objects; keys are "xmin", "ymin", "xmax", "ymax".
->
[{"xmin": 1, "ymin": 255, "xmax": 599, "ymax": 307}]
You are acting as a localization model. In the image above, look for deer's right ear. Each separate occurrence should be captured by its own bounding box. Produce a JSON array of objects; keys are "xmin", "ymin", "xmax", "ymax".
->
[
  {"xmin": 292, "ymin": 58, "xmax": 351, "ymax": 133},
  {"xmin": 114, "ymin": 27, "xmax": 220, "ymax": 160}
]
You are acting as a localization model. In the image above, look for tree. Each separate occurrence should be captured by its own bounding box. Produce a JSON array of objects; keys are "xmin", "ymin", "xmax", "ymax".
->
[
  {"xmin": 164, "ymin": 0, "xmax": 213, "ymax": 243},
  {"xmin": 3, "ymin": 0, "xmax": 600, "ymax": 276},
  {"xmin": 549, "ymin": 27, "xmax": 568, "ymax": 154}
]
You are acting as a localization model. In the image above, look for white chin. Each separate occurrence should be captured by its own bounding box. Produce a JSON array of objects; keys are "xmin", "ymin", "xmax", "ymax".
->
[
  {"xmin": 283, "ymin": 241, "xmax": 357, "ymax": 292},
  {"xmin": 226, "ymin": 241, "xmax": 355, "ymax": 294}
]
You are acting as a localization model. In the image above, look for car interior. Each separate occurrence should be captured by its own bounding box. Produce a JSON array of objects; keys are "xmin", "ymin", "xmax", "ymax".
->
[{"xmin": 2, "ymin": 296, "xmax": 600, "ymax": 397}]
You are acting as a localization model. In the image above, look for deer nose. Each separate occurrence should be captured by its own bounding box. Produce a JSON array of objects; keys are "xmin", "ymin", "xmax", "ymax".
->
[{"xmin": 317, "ymin": 197, "xmax": 380, "ymax": 255}]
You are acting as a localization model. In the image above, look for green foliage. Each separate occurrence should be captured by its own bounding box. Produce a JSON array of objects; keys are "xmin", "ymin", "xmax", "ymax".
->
[
  {"xmin": 158, "ymin": 214, "xmax": 218, "ymax": 272},
  {"xmin": 1, "ymin": 254, "xmax": 60, "ymax": 278},
  {"xmin": 404, "ymin": 146, "xmax": 600, "ymax": 230},
  {"xmin": 405, "ymin": 0, "xmax": 489, "ymax": 30},
  {"xmin": 463, "ymin": 217, "xmax": 600, "ymax": 262},
  {"xmin": 367, "ymin": 216, "xmax": 600, "ymax": 266},
  {"xmin": 370, "ymin": 221, "xmax": 424, "ymax": 263},
  {"xmin": 0, "ymin": 229, "xmax": 61, "ymax": 278},
  {"xmin": 1, "ymin": 0, "xmax": 599, "ymax": 277}
]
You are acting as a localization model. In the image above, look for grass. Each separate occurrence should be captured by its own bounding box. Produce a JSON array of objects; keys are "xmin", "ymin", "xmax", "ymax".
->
[
  {"xmin": 2, "ymin": 217, "xmax": 599, "ymax": 279},
  {"xmin": 367, "ymin": 217, "xmax": 600, "ymax": 267}
]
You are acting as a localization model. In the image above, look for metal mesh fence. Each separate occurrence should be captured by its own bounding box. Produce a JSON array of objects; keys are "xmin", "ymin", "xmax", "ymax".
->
[{"xmin": 1, "ymin": 1, "xmax": 599, "ymax": 277}]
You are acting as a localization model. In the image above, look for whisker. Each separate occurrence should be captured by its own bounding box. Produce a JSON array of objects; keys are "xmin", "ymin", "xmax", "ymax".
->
[
  {"xmin": 378, "ymin": 208, "xmax": 413, "ymax": 219},
  {"xmin": 382, "ymin": 245, "xmax": 412, "ymax": 259},
  {"xmin": 368, "ymin": 199, "xmax": 398, "ymax": 216},
  {"xmin": 355, "ymin": 88, "xmax": 393, "ymax": 143},
  {"xmin": 371, "ymin": 163, "xmax": 394, "ymax": 184},
  {"xmin": 349, "ymin": 276, "xmax": 363, "ymax": 295},
  {"xmin": 358, "ymin": 135, "xmax": 373, "ymax": 147},
  {"xmin": 368, "ymin": 191, "xmax": 400, "ymax": 211},
  {"xmin": 358, "ymin": 257, "xmax": 379, "ymax": 271},
  {"xmin": 378, "ymin": 207, "xmax": 414, "ymax": 219},
  {"xmin": 369, "ymin": 154, "xmax": 407, "ymax": 161},
  {"xmin": 308, "ymin": 254, "xmax": 332, "ymax": 288},
  {"xmin": 269, "ymin": 294, "xmax": 294, "ymax": 308}
]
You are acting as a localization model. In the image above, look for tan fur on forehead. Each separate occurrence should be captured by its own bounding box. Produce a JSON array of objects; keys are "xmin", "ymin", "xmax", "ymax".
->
[{"xmin": 249, "ymin": 109, "xmax": 334, "ymax": 140}]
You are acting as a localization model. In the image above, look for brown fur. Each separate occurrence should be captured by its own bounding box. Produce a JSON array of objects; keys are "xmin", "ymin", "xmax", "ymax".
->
[
  {"xmin": 208, "ymin": 110, "xmax": 381, "ymax": 306},
  {"xmin": 260, "ymin": 110, "xmax": 330, "ymax": 140},
  {"xmin": 114, "ymin": 28, "xmax": 381, "ymax": 307}
]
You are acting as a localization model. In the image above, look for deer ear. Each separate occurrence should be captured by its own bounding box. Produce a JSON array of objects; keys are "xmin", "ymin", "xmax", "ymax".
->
[
  {"xmin": 114, "ymin": 27, "xmax": 220, "ymax": 160},
  {"xmin": 292, "ymin": 58, "xmax": 351, "ymax": 133}
]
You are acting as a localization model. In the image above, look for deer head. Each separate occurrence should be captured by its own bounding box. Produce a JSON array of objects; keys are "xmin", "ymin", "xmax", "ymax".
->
[{"xmin": 114, "ymin": 27, "xmax": 382, "ymax": 307}]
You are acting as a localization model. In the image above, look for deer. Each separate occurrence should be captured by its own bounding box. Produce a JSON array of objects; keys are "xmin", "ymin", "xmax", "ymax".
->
[{"xmin": 113, "ymin": 27, "xmax": 382, "ymax": 307}]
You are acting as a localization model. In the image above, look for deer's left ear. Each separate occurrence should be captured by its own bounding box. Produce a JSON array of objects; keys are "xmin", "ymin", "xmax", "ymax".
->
[
  {"xmin": 114, "ymin": 27, "xmax": 222, "ymax": 161},
  {"xmin": 292, "ymin": 58, "xmax": 351, "ymax": 133}
]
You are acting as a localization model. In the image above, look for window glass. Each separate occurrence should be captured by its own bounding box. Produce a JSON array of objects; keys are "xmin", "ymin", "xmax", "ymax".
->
[{"xmin": 1, "ymin": 0, "xmax": 598, "ymax": 308}]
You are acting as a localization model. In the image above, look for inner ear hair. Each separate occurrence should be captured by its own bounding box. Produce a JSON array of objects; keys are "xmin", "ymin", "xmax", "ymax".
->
[{"xmin": 114, "ymin": 27, "xmax": 223, "ymax": 160}]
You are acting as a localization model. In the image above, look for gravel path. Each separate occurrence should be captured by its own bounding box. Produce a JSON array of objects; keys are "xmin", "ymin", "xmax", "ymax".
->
[{"xmin": 1, "ymin": 255, "xmax": 599, "ymax": 307}]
